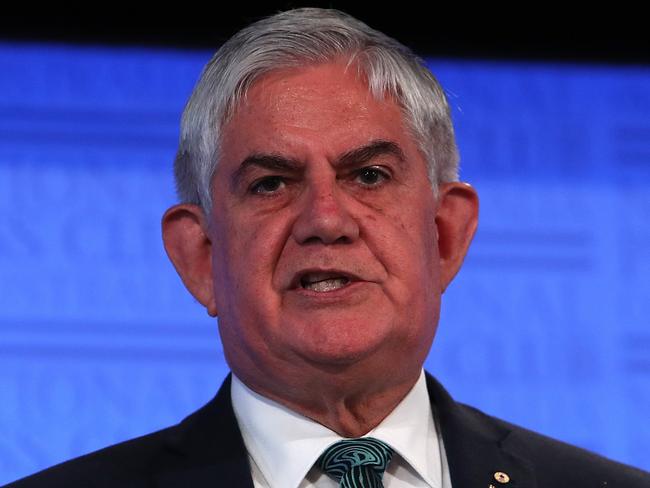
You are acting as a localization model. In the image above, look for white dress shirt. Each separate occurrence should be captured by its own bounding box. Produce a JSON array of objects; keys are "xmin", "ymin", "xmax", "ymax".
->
[{"xmin": 231, "ymin": 370, "xmax": 452, "ymax": 488}]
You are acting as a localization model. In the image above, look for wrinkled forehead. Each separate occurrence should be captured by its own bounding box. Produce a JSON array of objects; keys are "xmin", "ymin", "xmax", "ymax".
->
[
  {"xmin": 218, "ymin": 62, "xmax": 418, "ymax": 165},
  {"xmin": 224, "ymin": 58, "xmax": 409, "ymax": 135}
]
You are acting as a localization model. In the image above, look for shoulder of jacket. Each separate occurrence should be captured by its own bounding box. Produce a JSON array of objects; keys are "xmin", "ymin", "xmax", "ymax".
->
[
  {"xmin": 4, "ymin": 424, "xmax": 179, "ymax": 488},
  {"xmin": 455, "ymin": 401, "xmax": 650, "ymax": 487}
]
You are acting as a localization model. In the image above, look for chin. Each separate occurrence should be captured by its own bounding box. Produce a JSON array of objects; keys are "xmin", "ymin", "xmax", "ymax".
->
[
  {"xmin": 300, "ymin": 346, "xmax": 372, "ymax": 368},
  {"xmin": 289, "ymin": 331, "xmax": 393, "ymax": 372}
]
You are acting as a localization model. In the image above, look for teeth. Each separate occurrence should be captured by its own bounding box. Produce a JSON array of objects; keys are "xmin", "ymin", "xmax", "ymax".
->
[{"xmin": 301, "ymin": 277, "xmax": 349, "ymax": 292}]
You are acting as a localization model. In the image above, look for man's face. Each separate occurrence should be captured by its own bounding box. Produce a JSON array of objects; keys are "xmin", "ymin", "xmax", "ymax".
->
[{"xmin": 205, "ymin": 62, "xmax": 451, "ymax": 395}]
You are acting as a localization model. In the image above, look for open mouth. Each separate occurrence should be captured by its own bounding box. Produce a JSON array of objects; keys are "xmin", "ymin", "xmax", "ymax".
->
[{"xmin": 299, "ymin": 272, "xmax": 352, "ymax": 292}]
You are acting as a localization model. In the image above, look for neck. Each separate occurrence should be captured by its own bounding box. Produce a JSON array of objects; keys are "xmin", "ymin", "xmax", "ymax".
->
[{"xmin": 235, "ymin": 365, "xmax": 422, "ymax": 437}]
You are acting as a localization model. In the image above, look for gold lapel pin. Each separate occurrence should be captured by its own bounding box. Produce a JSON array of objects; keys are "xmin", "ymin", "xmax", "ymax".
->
[{"xmin": 494, "ymin": 471, "xmax": 510, "ymax": 484}]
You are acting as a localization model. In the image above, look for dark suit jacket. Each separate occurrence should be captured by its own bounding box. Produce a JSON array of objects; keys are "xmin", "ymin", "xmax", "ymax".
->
[{"xmin": 6, "ymin": 373, "xmax": 650, "ymax": 487}]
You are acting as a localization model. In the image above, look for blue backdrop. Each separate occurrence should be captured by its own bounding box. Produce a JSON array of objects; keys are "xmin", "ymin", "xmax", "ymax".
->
[{"xmin": 1, "ymin": 42, "xmax": 648, "ymax": 484}]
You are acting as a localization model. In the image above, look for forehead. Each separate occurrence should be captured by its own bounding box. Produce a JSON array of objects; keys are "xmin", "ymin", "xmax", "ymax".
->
[{"xmin": 219, "ymin": 62, "xmax": 420, "ymax": 163}]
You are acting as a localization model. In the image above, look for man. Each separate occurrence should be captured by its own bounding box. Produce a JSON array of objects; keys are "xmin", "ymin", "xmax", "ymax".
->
[{"xmin": 7, "ymin": 8, "xmax": 649, "ymax": 488}]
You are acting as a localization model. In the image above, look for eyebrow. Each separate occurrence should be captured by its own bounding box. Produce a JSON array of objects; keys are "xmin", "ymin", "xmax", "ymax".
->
[
  {"xmin": 337, "ymin": 140, "xmax": 406, "ymax": 170},
  {"xmin": 231, "ymin": 154, "xmax": 303, "ymax": 190}
]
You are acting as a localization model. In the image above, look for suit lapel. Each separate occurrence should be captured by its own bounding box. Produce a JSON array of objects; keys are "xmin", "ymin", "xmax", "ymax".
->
[
  {"xmin": 154, "ymin": 374, "xmax": 255, "ymax": 488},
  {"xmin": 426, "ymin": 373, "xmax": 536, "ymax": 488}
]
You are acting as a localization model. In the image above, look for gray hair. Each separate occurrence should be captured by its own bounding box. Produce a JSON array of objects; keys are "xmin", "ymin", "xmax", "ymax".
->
[{"xmin": 174, "ymin": 8, "xmax": 459, "ymax": 213}]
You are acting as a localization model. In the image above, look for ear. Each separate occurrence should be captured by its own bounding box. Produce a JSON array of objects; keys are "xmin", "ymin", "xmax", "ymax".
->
[
  {"xmin": 435, "ymin": 182, "xmax": 479, "ymax": 292},
  {"xmin": 162, "ymin": 204, "xmax": 218, "ymax": 316}
]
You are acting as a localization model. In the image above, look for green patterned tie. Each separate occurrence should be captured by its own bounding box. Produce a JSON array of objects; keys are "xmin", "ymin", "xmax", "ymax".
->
[{"xmin": 317, "ymin": 437, "xmax": 394, "ymax": 488}]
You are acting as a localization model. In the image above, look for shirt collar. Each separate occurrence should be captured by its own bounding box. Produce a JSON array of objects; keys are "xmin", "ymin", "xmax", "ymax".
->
[{"xmin": 231, "ymin": 370, "xmax": 441, "ymax": 488}]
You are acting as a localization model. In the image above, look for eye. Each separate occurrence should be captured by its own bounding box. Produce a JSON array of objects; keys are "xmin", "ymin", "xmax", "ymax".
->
[
  {"xmin": 250, "ymin": 176, "xmax": 285, "ymax": 194},
  {"xmin": 354, "ymin": 166, "xmax": 390, "ymax": 187}
]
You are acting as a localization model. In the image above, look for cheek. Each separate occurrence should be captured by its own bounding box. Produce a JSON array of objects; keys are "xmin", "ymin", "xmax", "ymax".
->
[
  {"xmin": 211, "ymin": 220, "xmax": 285, "ymax": 343},
  {"xmin": 399, "ymin": 213, "xmax": 441, "ymax": 343},
  {"xmin": 386, "ymin": 208, "xmax": 438, "ymax": 272},
  {"xmin": 375, "ymin": 207, "xmax": 440, "ymax": 304},
  {"xmin": 212, "ymin": 210, "xmax": 291, "ymax": 299}
]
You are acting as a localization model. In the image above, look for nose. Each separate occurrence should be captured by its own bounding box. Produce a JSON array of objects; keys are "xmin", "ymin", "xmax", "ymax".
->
[{"xmin": 292, "ymin": 179, "xmax": 360, "ymax": 245}]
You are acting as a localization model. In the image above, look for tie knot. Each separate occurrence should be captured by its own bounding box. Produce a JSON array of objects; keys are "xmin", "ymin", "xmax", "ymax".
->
[{"xmin": 318, "ymin": 437, "xmax": 394, "ymax": 486}]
